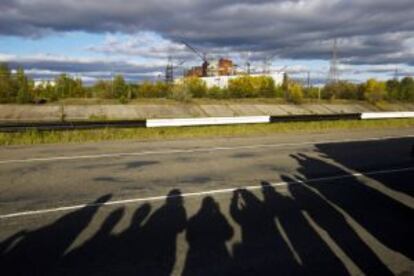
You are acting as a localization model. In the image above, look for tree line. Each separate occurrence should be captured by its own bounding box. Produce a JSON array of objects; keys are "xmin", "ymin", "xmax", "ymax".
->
[{"xmin": 0, "ymin": 63, "xmax": 413, "ymax": 104}]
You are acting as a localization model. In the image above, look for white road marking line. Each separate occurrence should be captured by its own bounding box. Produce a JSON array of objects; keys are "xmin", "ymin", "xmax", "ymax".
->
[
  {"xmin": 1, "ymin": 166, "xmax": 413, "ymax": 219},
  {"xmin": 0, "ymin": 135, "xmax": 413, "ymax": 165}
]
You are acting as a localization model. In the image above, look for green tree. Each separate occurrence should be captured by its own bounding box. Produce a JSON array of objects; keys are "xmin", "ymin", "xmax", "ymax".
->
[
  {"xmin": 386, "ymin": 79, "xmax": 400, "ymax": 100},
  {"xmin": 287, "ymin": 82, "xmax": 304, "ymax": 104},
  {"xmin": 137, "ymin": 81, "xmax": 157, "ymax": 98},
  {"xmin": 0, "ymin": 63, "xmax": 16, "ymax": 101},
  {"xmin": 282, "ymin": 72, "xmax": 289, "ymax": 100},
  {"xmin": 322, "ymin": 81, "xmax": 360, "ymax": 100},
  {"xmin": 14, "ymin": 68, "xmax": 33, "ymax": 103},
  {"xmin": 363, "ymin": 79, "xmax": 386, "ymax": 103},
  {"xmin": 112, "ymin": 75, "xmax": 127, "ymax": 99},
  {"xmin": 399, "ymin": 77, "xmax": 414, "ymax": 101},
  {"xmin": 92, "ymin": 80, "xmax": 112, "ymax": 98},
  {"xmin": 54, "ymin": 74, "xmax": 71, "ymax": 98},
  {"xmin": 35, "ymin": 81, "xmax": 58, "ymax": 101}
]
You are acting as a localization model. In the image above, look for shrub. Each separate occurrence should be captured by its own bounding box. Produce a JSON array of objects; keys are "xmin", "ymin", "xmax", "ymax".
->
[
  {"xmin": 118, "ymin": 95, "xmax": 129, "ymax": 104},
  {"xmin": 303, "ymin": 87, "xmax": 320, "ymax": 99},
  {"xmin": 228, "ymin": 76, "xmax": 255, "ymax": 98},
  {"xmin": 137, "ymin": 81, "xmax": 170, "ymax": 98},
  {"xmin": 256, "ymin": 76, "xmax": 276, "ymax": 98},
  {"xmin": 183, "ymin": 77, "xmax": 207, "ymax": 98},
  {"xmin": 207, "ymin": 86, "xmax": 229, "ymax": 99},
  {"xmin": 16, "ymin": 87, "xmax": 33, "ymax": 103},
  {"xmin": 169, "ymin": 84, "xmax": 192, "ymax": 102},
  {"xmin": 322, "ymin": 81, "xmax": 360, "ymax": 100},
  {"xmin": 287, "ymin": 82, "xmax": 304, "ymax": 104}
]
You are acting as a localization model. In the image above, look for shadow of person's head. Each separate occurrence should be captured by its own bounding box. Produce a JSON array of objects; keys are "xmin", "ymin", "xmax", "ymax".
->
[
  {"xmin": 131, "ymin": 203, "xmax": 151, "ymax": 225},
  {"xmin": 166, "ymin": 189, "xmax": 184, "ymax": 206},
  {"xmin": 200, "ymin": 196, "xmax": 219, "ymax": 213},
  {"xmin": 100, "ymin": 207, "xmax": 125, "ymax": 234}
]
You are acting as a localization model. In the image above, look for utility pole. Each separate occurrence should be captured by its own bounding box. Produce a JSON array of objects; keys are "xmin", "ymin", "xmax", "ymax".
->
[
  {"xmin": 328, "ymin": 39, "xmax": 339, "ymax": 83},
  {"xmin": 394, "ymin": 67, "xmax": 399, "ymax": 81},
  {"xmin": 165, "ymin": 56, "xmax": 174, "ymax": 84},
  {"xmin": 318, "ymin": 87, "xmax": 321, "ymax": 101}
]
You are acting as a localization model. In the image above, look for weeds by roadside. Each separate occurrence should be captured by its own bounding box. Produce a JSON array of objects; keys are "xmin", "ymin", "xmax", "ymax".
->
[{"xmin": 1, "ymin": 119, "xmax": 413, "ymax": 146}]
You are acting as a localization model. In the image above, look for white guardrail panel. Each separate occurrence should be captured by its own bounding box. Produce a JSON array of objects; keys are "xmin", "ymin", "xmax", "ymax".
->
[
  {"xmin": 361, "ymin": 112, "xmax": 414, "ymax": 120},
  {"xmin": 146, "ymin": 116, "xmax": 271, "ymax": 128}
]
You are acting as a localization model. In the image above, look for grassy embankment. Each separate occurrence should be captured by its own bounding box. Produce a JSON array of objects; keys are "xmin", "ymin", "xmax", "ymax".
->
[
  {"xmin": 1, "ymin": 119, "xmax": 414, "ymax": 146},
  {"xmin": 32, "ymin": 98, "xmax": 373, "ymax": 105}
]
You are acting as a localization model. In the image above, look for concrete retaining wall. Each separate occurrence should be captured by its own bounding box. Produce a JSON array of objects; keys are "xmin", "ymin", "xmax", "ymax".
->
[{"xmin": 1, "ymin": 102, "xmax": 413, "ymax": 121}]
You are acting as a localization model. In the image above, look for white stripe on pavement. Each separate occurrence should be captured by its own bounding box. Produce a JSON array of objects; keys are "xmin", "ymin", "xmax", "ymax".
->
[
  {"xmin": 1, "ymin": 166, "xmax": 413, "ymax": 219},
  {"xmin": 0, "ymin": 135, "xmax": 413, "ymax": 165}
]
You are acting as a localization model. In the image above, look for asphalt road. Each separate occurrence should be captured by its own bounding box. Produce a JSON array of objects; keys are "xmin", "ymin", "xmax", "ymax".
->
[{"xmin": 0, "ymin": 128, "xmax": 413, "ymax": 275}]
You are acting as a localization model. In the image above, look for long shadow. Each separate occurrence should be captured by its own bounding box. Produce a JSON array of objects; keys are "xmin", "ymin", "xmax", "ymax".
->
[
  {"xmin": 261, "ymin": 181, "xmax": 349, "ymax": 275},
  {"xmin": 316, "ymin": 138, "xmax": 414, "ymax": 197},
  {"xmin": 60, "ymin": 189, "xmax": 186, "ymax": 276},
  {"xmin": 292, "ymin": 153, "xmax": 414, "ymax": 259},
  {"xmin": 182, "ymin": 196, "xmax": 233, "ymax": 276},
  {"xmin": 230, "ymin": 188, "xmax": 301, "ymax": 275},
  {"xmin": 0, "ymin": 230, "xmax": 26, "ymax": 256},
  {"xmin": 283, "ymin": 177, "xmax": 394, "ymax": 275},
  {"xmin": 135, "ymin": 189, "xmax": 187, "ymax": 276},
  {"xmin": 0, "ymin": 194, "xmax": 112, "ymax": 276},
  {"xmin": 60, "ymin": 207, "xmax": 126, "ymax": 275},
  {"xmin": 113, "ymin": 202, "xmax": 151, "ymax": 274}
]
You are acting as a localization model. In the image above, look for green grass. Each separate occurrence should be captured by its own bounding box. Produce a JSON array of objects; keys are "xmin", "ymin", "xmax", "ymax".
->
[{"xmin": 1, "ymin": 119, "xmax": 414, "ymax": 146}]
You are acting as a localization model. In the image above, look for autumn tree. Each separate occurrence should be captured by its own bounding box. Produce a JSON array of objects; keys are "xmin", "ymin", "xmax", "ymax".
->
[{"xmin": 363, "ymin": 79, "xmax": 386, "ymax": 103}]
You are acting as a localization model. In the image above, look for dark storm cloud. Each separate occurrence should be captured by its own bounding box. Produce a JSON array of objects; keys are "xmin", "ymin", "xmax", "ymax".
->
[
  {"xmin": 1, "ymin": 0, "xmax": 414, "ymax": 66},
  {"xmin": 1, "ymin": 55, "xmax": 166, "ymax": 82},
  {"xmin": 8, "ymin": 59, "xmax": 158, "ymax": 74}
]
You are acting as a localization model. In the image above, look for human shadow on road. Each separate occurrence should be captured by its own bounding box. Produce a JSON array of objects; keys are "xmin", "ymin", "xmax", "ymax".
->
[
  {"xmin": 134, "ymin": 189, "xmax": 187, "ymax": 276},
  {"xmin": 59, "ymin": 207, "xmax": 126, "ymax": 275},
  {"xmin": 230, "ymin": 188, "xmax": 301, "ymax": 275},
  {"xmin": 261, "ymin": 181, "xmax": 349, "ymax": 275},
  {"xmin": 291, "ymin": 153, "xmax": 414, "ymax": 260},
  {"xmin": 61, "ymin": 189, "xmax": 186, "ymax": 276},
  {"xmin": 280, "ymin": 177, "xmax": 394, "ymax": 275},
  {"xmin": 1, "ymin": 189, "xmax": 188, "ymax": 276},
  {"xmin": 0, "ymin": 194, "xmax": 112, "ymax": 276},
  {"xmin": 182, "ymin": 196, "xmax": 233, "ymax": 276},
  {"xmin": 316, "ymin": 138, "xmax": 414, "ymax": 197}
]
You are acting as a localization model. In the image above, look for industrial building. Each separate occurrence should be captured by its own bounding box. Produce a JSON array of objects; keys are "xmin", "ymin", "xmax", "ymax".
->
[
  {"xmin": 199, "ymin": 73, "xmax": 284, "ymax": 89},
  {"xmin": 172, "ymin": 41, "xmax": 285, "ymax": 89},
  {"xmin": 184, "ymin": 58, "xmax": 235, "ymax": 78}
]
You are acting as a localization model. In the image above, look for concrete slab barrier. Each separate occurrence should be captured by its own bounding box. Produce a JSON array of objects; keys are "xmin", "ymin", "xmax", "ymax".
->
[
  {"xmin": 361, "ymin": 112, "xmax": 414, "ymax": 120},
  {"xmin": 146, "ymin": 116, "xmax": 271, "ymax": 128}
]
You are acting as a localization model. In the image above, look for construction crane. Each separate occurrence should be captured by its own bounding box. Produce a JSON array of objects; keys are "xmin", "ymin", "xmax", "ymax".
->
[{"xmin": 182, "ymin": 41, "xmax": 210, "ymax": 77}]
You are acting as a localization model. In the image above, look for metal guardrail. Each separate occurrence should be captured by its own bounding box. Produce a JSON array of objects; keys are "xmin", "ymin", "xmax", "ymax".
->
[
  {"xmin": 0, "ymin": 120, "xmax": 146, "ymax": 132},
  {"xmin": 269, "ymin": 113, "xmax": 361, "ymax": 122},
  {"xmin": 1, "ymin": 112, "xmax": 413, "ymax": 132}
]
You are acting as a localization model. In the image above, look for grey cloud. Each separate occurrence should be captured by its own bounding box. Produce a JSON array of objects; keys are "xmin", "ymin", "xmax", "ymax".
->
[
  {"xmin": 1, "ymin": 0, "xmax": 414, "ymax": 68},
  {"xmin": 1, "ymin": 55, "xmax": 166, "ymax": 82}
]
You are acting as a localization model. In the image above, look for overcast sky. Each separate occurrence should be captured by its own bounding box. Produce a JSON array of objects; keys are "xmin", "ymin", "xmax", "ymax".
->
[{"xmin": 1, "ymin": 0, "xmax": 414, "ymax": 83}]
